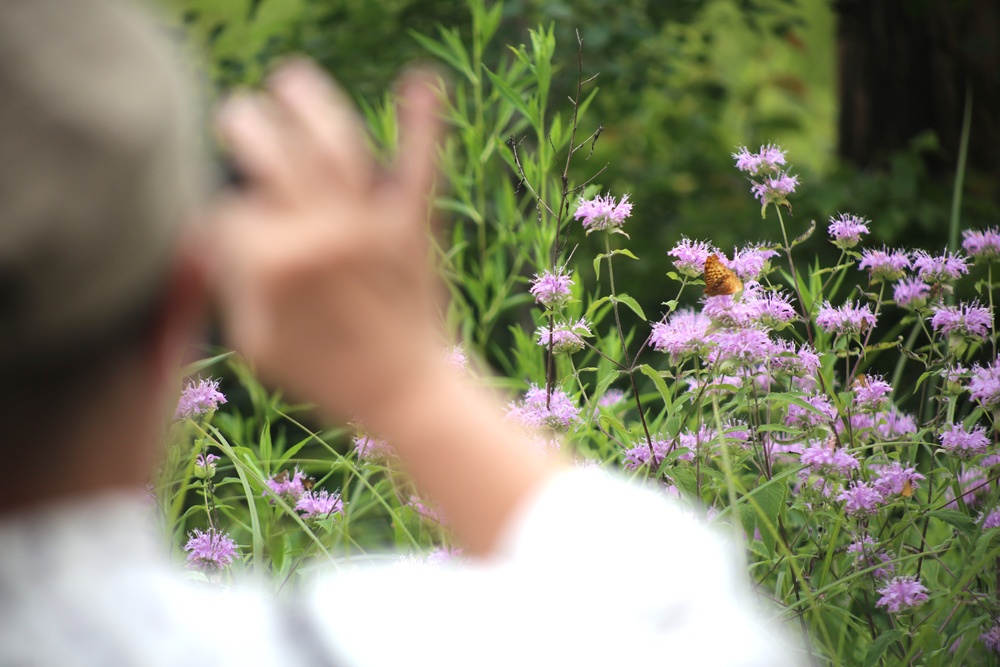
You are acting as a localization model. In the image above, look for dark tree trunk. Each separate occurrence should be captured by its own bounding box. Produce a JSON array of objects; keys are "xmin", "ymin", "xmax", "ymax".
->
[{"xmin": 835, "ymin": 0, "xmax": 1000, "ymax": 178}]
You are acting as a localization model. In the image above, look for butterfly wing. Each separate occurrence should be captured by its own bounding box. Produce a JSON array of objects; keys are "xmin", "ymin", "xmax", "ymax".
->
[{"xmin": 703, "ymin": 254, "xmax": 743, "ymax": 297}]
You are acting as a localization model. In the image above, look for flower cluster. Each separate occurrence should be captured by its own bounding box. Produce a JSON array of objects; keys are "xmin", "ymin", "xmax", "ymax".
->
[
  {"xmin": 875, "ymin": 576, "xmax": 928, "ymax": 614},
  {"xmin": 939, "ymin": 423, "xmax": 991, "ymax": 459},
  {"xmin": 847, "ymin": 537, "xmax": 894, "ymax": 580},
  {"xmin": 827, "ymin": 213, "xmax": 869, "ymax": 250},
  {"xmin": 184, "ymin": 528, "xmax": 239, "ymax": 572},
  {"xmin": 353, "ymin": 434, "xmax": 393, "ymax": 461},
  {"xmin": 859, "ymin": 246, "xmax": 910, "ymax": 283},
  {"xmin": 912, "ymin": 249, "xmax": 968, "ymax": 283},
  {"xmin": 264, "ymin": 467, "xmax": 311, "ymax": 503},
  {"xmin": 535, "ymin": 318, "xmax": 592, "ymax": 354},
  {"xmin": 506, "ymin": 384, "xmax": 580, "ymax": 432},
  {"xmin": 668, "ymin": 238, "xmax": 718, "ymax": 277},
  {"xmin": 295, "ymin": 489, "xmax": 344, "ymax": 520},
  {"xmin": 733, "ymin": 145, "xmax": 799, "ymax": 214},
  {"xmin": 574, "ymin": 193, "xmax": 632, "ymax": 233},
  {"xmin": 622, "ymin": 438, "xmax": 675, "ymax": 472},
  {"xmin": 815, "ymin": 301, "xmax": 877, "ymax": 336},
  {"xmin": 530, "ymin": 269, "xmax": 575, "ymax": 308},
  {"xmin": 871, "ymin": 462, "xmax": 924, "ymax": 498},
  {"xmin": 969, "ymin": 360, "xmax": 1000, "ymax": 410},
  {"xmin": 194, "ymin": 453, "xmax": 220, "ymax": 480},
  {"xmin": 930, "ymin": 302, "xmax": 992, "ymax": 340},
  {"xmin": 963, "ymin": 226, "xmax": 1000, "ymax": 260},
  {"xmin": 175, "ymin": 377, "xmax": 227, "ymax": 420}
]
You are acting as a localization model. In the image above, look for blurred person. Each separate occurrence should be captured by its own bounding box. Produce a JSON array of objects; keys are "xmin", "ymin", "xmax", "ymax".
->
[{"xmin": 0, "ymin": 0, "xmax": 801, "ymax": 665}]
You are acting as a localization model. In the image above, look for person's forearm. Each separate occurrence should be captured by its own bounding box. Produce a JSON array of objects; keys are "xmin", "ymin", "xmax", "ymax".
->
[{"xmin": 359, "ymin": 365, "xmax": 558, "ymax": 556}]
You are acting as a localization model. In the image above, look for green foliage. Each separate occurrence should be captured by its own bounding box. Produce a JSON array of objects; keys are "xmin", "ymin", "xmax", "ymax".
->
[{"xmin": 159, "ymin": 1, "xmax": 1000, "ymax": 662}]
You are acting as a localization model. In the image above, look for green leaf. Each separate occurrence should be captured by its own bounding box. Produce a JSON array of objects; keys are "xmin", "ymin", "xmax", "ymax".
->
[
  {"xmin": 484, "ymin": 67, "xmax": 532, "ymax": 122},
  {"xmin": 586, "ymin": 295, "xmax": 612, "ymax": 318},
  {"xmin": 863, "ymin": 629, "xmax": 904, "ymax": 667},
  {"xmin": 259, "ymin": 420, "xmax": 272, "ymax": 472},
  {"xmin": 614, "ymin": 294, "xmax": 647, "ymax": 321},
  {"xmin": 409, "ymin": 31, "xmax": 472, "ymax": 82},
  {"xmin": 751, "ymin": 479, "xmax": 786, "ymax": 557},
  {"xmin": 929, "ymin": 510, "xmax": 976, "ymax": 534},
  {"xmin": 638, "ymin": 364, "xmax": 672, "ymax": 412},
  {"xmin": 611, "ymin": 248, "xmax": 640, "ymax": 261}
]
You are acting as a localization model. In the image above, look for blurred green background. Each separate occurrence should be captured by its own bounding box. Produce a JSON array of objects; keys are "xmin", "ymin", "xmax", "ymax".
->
[{"xmin": 159, "ymin": 0, "xmax": 998, "ymax": 318}]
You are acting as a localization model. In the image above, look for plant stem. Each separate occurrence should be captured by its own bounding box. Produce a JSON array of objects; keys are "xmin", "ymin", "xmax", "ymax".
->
[
  {"xmin": 775, "ymin": 206, "xmax": 814, "ymax": 345},
  {"xmin": 604, "ymin": 234, "xmax": 653, "ymax": 450}
]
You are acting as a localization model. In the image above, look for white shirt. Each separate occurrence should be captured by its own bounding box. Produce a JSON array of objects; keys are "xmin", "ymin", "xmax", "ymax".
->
[{"xmin": 0, "ymin": 470, "xmax": 802, "ymax": 666}]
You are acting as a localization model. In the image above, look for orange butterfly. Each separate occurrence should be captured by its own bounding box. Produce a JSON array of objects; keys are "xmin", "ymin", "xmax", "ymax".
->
[{"xmin": 703, "ymin": 254, "xmax": 743, "ymax": 297}]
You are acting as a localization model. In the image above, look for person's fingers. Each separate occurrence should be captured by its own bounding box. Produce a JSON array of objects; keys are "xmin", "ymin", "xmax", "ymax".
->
[
  {"xmin": 269, "ymin": 60, "xmax": 374, "ymax": 195},
  {"xmin": 394, "ymin": 69, "xmax": 443, "ymax": 215},
  {"xmin": 217, "ymin": 94, "xmax": 302, "ymax": 202}
]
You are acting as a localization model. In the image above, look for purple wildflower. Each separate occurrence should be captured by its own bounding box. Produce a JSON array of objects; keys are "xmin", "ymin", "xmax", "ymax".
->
[
  {"xmin": 703, "ymin": 282, "xmax": 795, "ymax": 330},
  {"xmin": 592, "ymin": 389, "xmax": 627, "ymax": 417},
  {"xmin": 650, "ymin": 309, "xmax": 711, "ymax": 362},
  {"xmin": 194, "ymin": 453, "xmax": 220, "ymax": 480},
  {"xmin": 353, "ymin": 434, "xmax": 392, "ymax": 461},
  {"xmin": 506, "ymin": 384, "xmax": 580, "ymax": 431},
  {"xmin": 816, "ymin": 301, "xmax": 877, "ymax": 336},
  {"xmin": 912, "ymin": 249, "xmax": 969, "ymax": 283},
  {"xmin": 574, "ymin": 193, "xmax": 632, "ymax": 232},
  {"xmin": 875, "ymin": 407, "xmax": 918, "ymax": 441},
  {"xmin": 962, "ymin": 226, "xmax": 1000, "ymax": 260},
  {"xmin": 425, "ymin": 545, "xmax": 464, "ymax": 566},
  {"xmin": 535, "ymin": 318, "xmax": 591, "ymax": 354},
  {"xmin": 686, "ymin": 374, "xmax": 744, "ymax": 394},
  {"xmin": 969, "ymin": 359, "xmax": 1000, "ymax": 410},
  {"xmin": 979, "ymin": 508, "xmax": 1000, "ymax": 530},
  {"xmin": 770, "ymin": 340, "xmax": 821, "ymax": 379},
  {"xmin": 847, "ymin": 537, "xmax": 894, "ymax": 580},
  {"xmin": 859, "ymin": 247, "xmax": 910, "ymax": 282},
  {"xmin": 668, "ymin": 238, "xmax": 718, "ymax": 278},
  {"xmin": 295, "ymin": 489, "xmax": 344, "ymax": 520},
  {"xmin": 939, "ymin": 422, "xmax": 991, "ymax": 459},
  {"xmin": 706, "ymin": 328, "xmax": 774, "ymax": 366},
  {"xmin": 677, "ymin": 425, "xmax": 719, "ymax": 457},
  {"xmin": 622, "ymin": 438, "xmax": 677, "ymax": 472},
  {"xmin": 184, "ymin": 528, "xmax": 239, "ymax": 571},
  {"xmin": 875, "ymin": 576, "xmax": 928, "ymax": 613},
  {"xmin": 530, "ymin": 269, "xmax": 574, "ymax": 308},
  {"xmin": 785, "ymin": 394, "xmax": 837, "ymax": 430},
  {"xmin": 732, "ymin": 144, "xmax": 787, "ymax": 176},
  {"xmin": 944, "ymin": 467, "xmax": 990, "ymax": 509},
  {"xmin": 408, "ymin": 495, "xmax": 447, "ymax": 524},
  {"xmin": 930, "ymin": 302, "xmax": 992, "ymax": 340},
  {"xmin": 800, "ymin": 441, "xmax": 860, "ymax": 475},
  {"xmin": 750, "ymin": 172, "xmax": 799, "ymax": 209},
  {"xmin": 852, "ymin": 375, "xmax": 892, "ymax": 410},
  {"xmin": 195, "ymin": 453, "xmax": 219, "ymax": 469},
  {"xmin": 837, "ymin": 481, "xmax": 884, "ymax": 516},
  {"xmin": 872, "ymin": 462, "xmax": 925, "ymax": 498},
  {"xmin": 893, "ymin": 278, "xmax": 930, "ymax": 310},
  {"xmin": 175, "ymin": 377, "xmax": 227, "ymax": 420},
  {"xmin": 446, "ymin": 345, "xmax": 468, "ymax": 370},
  {"xmin": 982, "ymin": 624, "xmax": 1000, "ymax": 654},
  {"xmin": 828, "ymin": 213, "xmax": 870, "ymax": 250},
  {"xmin": 722, "ymin": 246, "xmax": 779, "ymax": 282},
  {"xmin": 264, "ymin": 467, "xmax": 310, "ymax": 503}
]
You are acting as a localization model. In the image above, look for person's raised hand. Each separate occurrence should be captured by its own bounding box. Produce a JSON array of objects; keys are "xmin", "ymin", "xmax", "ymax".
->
[{"xmin": 211, "ymin": 60, "xmax": 446, "ymax": 424}]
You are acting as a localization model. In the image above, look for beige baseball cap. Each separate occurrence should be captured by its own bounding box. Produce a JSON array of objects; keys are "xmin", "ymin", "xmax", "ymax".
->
[{"xmin": 0, "ymin": 0, "xmax": 208, "ymax": 372}]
